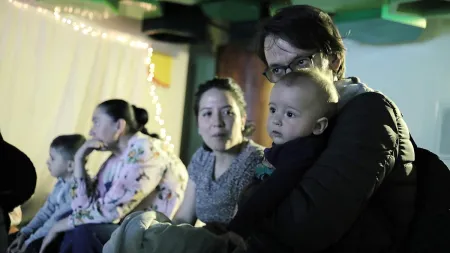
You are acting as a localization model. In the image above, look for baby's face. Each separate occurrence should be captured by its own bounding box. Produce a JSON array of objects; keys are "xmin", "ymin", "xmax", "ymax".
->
[{"xmin": 267, "ymin": 82, "xmax": 325, "ymax": 145}]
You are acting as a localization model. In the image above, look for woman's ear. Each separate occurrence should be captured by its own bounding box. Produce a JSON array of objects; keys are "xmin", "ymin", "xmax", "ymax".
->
[
  {"xmin": 67, "ymin": 160, "xmax": 74, "ymax": 173},
  {"xmin": 116, "ymin": 119, "xmax": 127, "ymax": 136},
  {"xmin": 313, "ymin": 117, "xmax": 329, "ymax": 135}
]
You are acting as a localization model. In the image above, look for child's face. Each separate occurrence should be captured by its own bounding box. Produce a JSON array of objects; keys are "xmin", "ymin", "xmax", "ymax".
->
[
  {"xmin": 267, "ymin": 81, "xmax": 327, "ymax": 145},
  {"xmin": 47, "ymin": 147, "xmax": 72, "ymax": 179}
]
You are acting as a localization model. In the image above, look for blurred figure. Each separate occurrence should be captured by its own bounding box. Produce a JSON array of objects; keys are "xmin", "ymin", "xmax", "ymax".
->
[{"xmin": 0, "ymin": 132, "xmax": 37, "ymax": 252}]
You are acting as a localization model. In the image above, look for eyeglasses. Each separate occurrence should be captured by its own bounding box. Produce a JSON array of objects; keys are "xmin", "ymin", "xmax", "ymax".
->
[{"xmin": 263, "ymin": 54, "xmax": 316, "ymax": 83}]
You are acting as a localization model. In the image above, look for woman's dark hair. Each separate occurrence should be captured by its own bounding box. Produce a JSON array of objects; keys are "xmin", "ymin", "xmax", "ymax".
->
[
  {"xmin": 257, "ymin": 5, "xmax": 346, "ymax": 80},
  {"xmin": 98, "ymin": 99, "xmax": 159, "ymax": 139},
  {"xmin": 194, "ymin": 77, "xmax": 255, "ymax": 137},
  {"xmin": 50, "ymin": 134, "xmax": 86, "ymax": 160}
]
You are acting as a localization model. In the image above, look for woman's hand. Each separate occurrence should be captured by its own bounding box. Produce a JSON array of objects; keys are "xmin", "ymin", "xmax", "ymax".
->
[
  {"xmin": 38, "ymin": 218, "xmax": 71, "ymax": 253},
  {"xmin": 7, "ymin": 233, "xmax": 27, "ymax": 253},
  {"xmin": 74, "ymin": 139, "xmax": 105, "ymax": 178},
  {"xmin": 38, "ymin": 229, "xmax": 58, "ymax": 253},
  {"xmin": 75, "ymin": 139, "xmax": 105, "ymax": 161}
]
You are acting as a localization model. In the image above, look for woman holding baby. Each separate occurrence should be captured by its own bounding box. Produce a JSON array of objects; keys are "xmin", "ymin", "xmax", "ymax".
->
[{"xmin": 225, "ymin": 4, "xmax": 417, "ymax": 253}]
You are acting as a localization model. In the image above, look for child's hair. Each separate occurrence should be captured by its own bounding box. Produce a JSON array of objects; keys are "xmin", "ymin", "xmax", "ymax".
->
[
  {"xmin": 277, "ymin": 69, "xmax": 339, "ymax": 117},
  {"xmin": 50, "ymin": 134, "xmax": 86, "ymax": 160}
]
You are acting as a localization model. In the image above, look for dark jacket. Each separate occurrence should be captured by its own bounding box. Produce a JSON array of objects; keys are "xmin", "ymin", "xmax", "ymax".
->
[
  {"xmin": 229, "ymin": 130, "xmax": 331, "ymax": 239},
  {"xmin": 0, "ymin": 133, "xmax": 37, "ymax": 230},
  {"xmin": 246, "ymin": 91, "xmax": 416, "ymax": 253}
]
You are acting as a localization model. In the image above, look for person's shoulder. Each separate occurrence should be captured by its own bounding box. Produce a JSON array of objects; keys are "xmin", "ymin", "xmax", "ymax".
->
[
  {"xmin": 190, "ymin": 146, "xmax": 213, "ymax": 165},
  {"xmin": 343, "ymin": 91, "xmax": 402, "ymax": 121},
  {"xmin": 246, "ymin": 140, "xmax": 265, "ymax": 153},
  {"xmin": 129, "ymin": 133, "xmax": 166, "ymax": 154},
  {"xmin": 2, "ymin": 139, "xmax": 34, "ymax": 165},
  {"xmin": 241, "ymin": 140, "xmax": 265, "ymax": 169},
  {"xmin": 187, "ymin": 146, "xmax": 213, "ymax": 181},
  {"xmin": 337, "ymin": 77, "xmax": 401, "ymax": 117}
]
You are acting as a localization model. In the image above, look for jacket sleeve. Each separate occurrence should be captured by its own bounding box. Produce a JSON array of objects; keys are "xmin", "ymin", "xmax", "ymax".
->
[
  {"xmin": 20, "ymin": 196, "xmax": 56, "ymax": 236},
  {"xmin": 229, "ymin": 135, "xmax": 328, "ymax": 238},
  {"xmin": 263, "ymin": 93, "xmax": 399, "ymax": 252},
  {"xmin": 23, "ymin": 186, "xmax": 73, "ymax": 245}
]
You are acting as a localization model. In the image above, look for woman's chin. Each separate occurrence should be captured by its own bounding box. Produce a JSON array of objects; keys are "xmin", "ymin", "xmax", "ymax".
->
[{"xmin": 206, "ymin": 141, "xmax": 234, "ymax": 152}]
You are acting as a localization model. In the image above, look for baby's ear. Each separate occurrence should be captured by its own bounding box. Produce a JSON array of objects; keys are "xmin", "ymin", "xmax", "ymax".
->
[{"xmin": 313, "ymin": 117, "xmax": 329, "ymax": 135}]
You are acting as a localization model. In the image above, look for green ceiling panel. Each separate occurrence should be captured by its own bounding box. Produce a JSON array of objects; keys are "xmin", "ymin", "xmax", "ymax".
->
[
  {"xmin": 335, "ymin": 5, "xmax": 425, "ymax": 45},
  {"xmin": 201, "ymin": 0, "xmax": 260, "ymax": 22},
  {"xmin": 390, "ymin": 0, "xmax": 450, "ymax": 19},
  {"xmin": 270, "ymin": 1, "xmax": 428, "ymax": 45},
  {"xmin": 290, "ymin": 0, "xmax": 381, "ymax": 13}
]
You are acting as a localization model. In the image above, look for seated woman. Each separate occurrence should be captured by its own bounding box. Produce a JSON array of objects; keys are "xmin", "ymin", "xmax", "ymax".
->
[
  {"xmin": 38, "ymin": 99, "xmax": 188, "ymax": 253},
  {"xmin": 172, "ymin": 78, "xmax": 264, "ymax": 228}
]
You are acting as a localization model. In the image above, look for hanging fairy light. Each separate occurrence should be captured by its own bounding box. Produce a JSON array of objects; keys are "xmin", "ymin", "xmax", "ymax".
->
[
  {"xmin": 145, "ymin": 48, "xmax": 175, "ymax": 152},
  {"xmin": 9, "ymin": 0, "xmax": 175, "ymax": 152},
  {"xmin": 9, "ymin": 0, "xmax": 148, "ymax": 48}
]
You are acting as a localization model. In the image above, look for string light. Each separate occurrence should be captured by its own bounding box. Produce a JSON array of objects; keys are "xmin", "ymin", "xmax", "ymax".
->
[
  {"xmin": 145, "ymin": 48, "xmax": 175, "ymax": 152},
  {"xmin": 9, "ymin": 0, "xmax": 148, "ymax": 49},
  {"xmin": 9, "ymin": 0, "xmax": 175, "ymax": 152},
  {"xmin": 55, "ymin": 5, "xmax": 111, "ymax": 20}
]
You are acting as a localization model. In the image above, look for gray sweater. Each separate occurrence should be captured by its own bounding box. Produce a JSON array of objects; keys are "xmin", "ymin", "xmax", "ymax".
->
[
  {"xmin": 21, "ymin": 178, "xmax": 73, "ymax": 246},
  {"xmin": 188, "ymin": 140, "xmax": 264, "ymax": 224}
]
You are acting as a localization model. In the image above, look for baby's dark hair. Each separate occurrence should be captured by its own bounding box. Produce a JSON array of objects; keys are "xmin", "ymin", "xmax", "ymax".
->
[
  {"xmin": 277, "ymin": 69, "xmax": 339, "ymax": 118},
  {"xmin": 50, "ymin": 134, "xmax": 86, "ymax": 161}
]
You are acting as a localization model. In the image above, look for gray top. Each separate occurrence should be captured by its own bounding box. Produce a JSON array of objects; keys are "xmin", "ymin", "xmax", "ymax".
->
[
  {"xmin": 21, "ymin": 179, "xmax": 73, "ymax": 246},
  {"xmin": 188, "ymin": 140, "xmax": 264, "ymax": 224}
]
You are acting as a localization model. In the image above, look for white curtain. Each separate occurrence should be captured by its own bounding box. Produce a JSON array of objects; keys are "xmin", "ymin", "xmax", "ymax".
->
[{"xmin": 0, "ymin": 1, "xmax": 165, "ymax": 221}]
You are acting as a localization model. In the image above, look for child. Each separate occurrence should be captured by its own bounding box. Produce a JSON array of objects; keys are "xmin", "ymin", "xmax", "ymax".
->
[
  {"xmin": 8, "ymin": 134, "xmax": 86, "ymax": 253},
  {"xmin": 227, "ymin": 69, "xmax": 339, "ymax": 241}
]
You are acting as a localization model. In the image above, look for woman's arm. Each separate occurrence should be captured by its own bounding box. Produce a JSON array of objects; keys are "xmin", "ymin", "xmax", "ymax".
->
[
  {"xmin": 172, "ymin": 179, "xmax": 197, "ymax": 225},
  {"xmin": 69, "ymin": 139, "xmax": 167, "ymax": 226},
  {"xmin": 70, "ymin": 140, "xmax": 102, "ymax": 210},
  {"xmin": 263, "ymin": 93, "xmax": 401, "ymax": 251}
]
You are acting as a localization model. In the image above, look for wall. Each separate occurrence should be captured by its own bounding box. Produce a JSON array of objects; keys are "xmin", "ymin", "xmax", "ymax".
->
[
  {"xmin": 344, "ymin": 19, "xmax": 450, "ymax": 163},
  {"xmin": 180, "ymin": 45, "xmax": 216, "ymax": 164}
]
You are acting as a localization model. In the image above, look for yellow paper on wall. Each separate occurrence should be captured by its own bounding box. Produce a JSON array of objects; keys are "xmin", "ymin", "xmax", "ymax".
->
[{"xmin": 152, "ymin": 52, "xmax": 172, "ymax": 87}]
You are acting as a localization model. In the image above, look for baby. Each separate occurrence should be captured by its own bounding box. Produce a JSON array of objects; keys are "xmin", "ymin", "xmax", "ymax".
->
[
  {"xmin": 8, "ymin": 134, "xmax": 86, "ymax": 253},
  {"xmin": 228, "ymin": 69, "xmax": 339, "ymax": 240}
]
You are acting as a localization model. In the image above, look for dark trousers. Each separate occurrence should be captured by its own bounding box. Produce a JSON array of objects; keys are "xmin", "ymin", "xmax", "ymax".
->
[
  {"xmin": 60, "ymin": 224, "xmax": 118, "ymax": 253},
  {"xmin": 8, "ymin": 232, "xmax": 64, "ymax": 253},
  {"xmin": 25, "ymin": 235, "xmax": 64, "ymax": 253}
]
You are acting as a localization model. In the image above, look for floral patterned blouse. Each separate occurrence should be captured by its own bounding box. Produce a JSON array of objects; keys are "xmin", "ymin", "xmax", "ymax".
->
[{"xmin": 68, "ymin": 133, "xmax": 188, "ymax": 227}]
